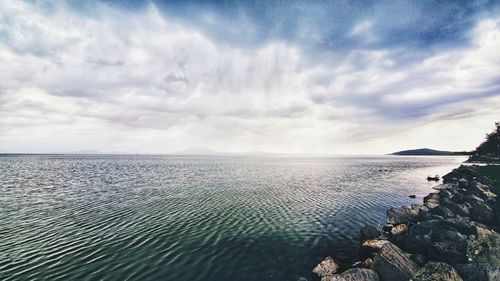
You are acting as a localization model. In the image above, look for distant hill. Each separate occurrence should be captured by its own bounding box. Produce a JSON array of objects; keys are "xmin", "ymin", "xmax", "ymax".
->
[{"xmin": 391, "ymin": 148, "xmax": 470, "ymax": 156}]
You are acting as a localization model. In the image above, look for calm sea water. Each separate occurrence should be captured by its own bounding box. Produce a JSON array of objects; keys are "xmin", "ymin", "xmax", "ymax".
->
[{"xmin": 0, "ymin": 155, "xmax": 465, "ymax": 281}]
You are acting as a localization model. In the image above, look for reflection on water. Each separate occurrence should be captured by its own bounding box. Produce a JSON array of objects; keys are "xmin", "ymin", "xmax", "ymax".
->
[{"xmin": 0, "ymin": 155, "xmax": 465, "ymax": 281}]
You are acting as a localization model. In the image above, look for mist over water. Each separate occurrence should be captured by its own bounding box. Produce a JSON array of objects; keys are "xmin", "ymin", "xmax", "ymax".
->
[{"xmin": 0, "ymin": 155, "xmax": 465, "ymax": 281}]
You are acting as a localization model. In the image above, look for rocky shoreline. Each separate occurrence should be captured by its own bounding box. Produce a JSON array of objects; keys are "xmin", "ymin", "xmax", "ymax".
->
[{"xmin": 313, "ymin": 164, "xmax": 500, "ymax": 281}]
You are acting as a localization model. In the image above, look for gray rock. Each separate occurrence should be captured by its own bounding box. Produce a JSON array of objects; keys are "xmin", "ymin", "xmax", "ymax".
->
[
  {"xmin": 458, "ymin": 178, "xmax": 469, "ymax": 189},
  {"xmin": 321, "ymin": 268, "xmax": 379, "ymax": 281},
  {"xmin": 441, "ymin": 217, "xmax": 476, "ymax": 236},
  {"xmin": 360, "ymin": 239, "xmax": 389, "ymax": 259},
  {"xmin": 469, "ymin": 202, "xmax": 496, "ymax": 225},
  {"xmin": 410, "ymin": 253, "xmax": 428, "ymax": 267},
  {"xmin": 313, "ymin": 257, "xmax": 339, "ymax": 278},
  {"xmin": 441, "ymin": 200, "xmax": 469, "ymax": 217},
  {"xmin": 438, "ymin": 189, "xmax": 455, "ymax": 199},
  {"xmin": 466, "ymin": 231, "xmax": 500, "ymax": 266},
  {"xmin": 387, "ymin": 206, "xmax": 420, "ymax": 224},
  {"xmin": 429, "ymin": 205, "xmax": 455, "ymax": 218},
  {"xmin": 413, "ymin": 262, "xmax": 463, "ymax": 281},
  {"xmin": 360, "ymin": 226, "xmax": 381, "ymax": 242},
  {"xmin": 467, "ymin": 181, "xmax": 496, "ymax": 200},
  {"xmin": 454, "ymin": 263, "xmax": 500, "ymax": 281},
  {"xmin": 406, "ymin": 220, "xmax": 440, "ymax": 253},
  {"xmin": 373, "ymin": 242, "xmax": 419, "ymax": 281},
  {"xmin": 429, "ymin": 240, "xmax": 468, "ymax": 265},
  {"xmin": 424, "ymin": 194, "xmax": 441, "ymax": 209},
  {"xmin": 391, "ymin": 224, "xmax": 408, "ymax": 235}
]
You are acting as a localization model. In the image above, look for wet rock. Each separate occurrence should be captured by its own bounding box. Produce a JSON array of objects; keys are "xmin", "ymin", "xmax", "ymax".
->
[
  {"xmin": 438, "ymin": 189, "xmax": 455, "ymax": 199},
  {"xmin": 424, "ymin": 193, "xmax": 440, "ymax": 209},
  {"xmin": 429, "ymin": 240, "xmax": 468, "ymax": 265},
  {"xmin": 433, "ymin": 183, "xmax": 456, "ymax": 191},
  {"xmin": 406, "ymin": 220, "xmax": 440, "ymax": 253},
  {"xmin": 458, "ymin": 178, "xmax": 469, "ymax": 189},
  {"xmin": 429, "ymin": 205, "xmax": 455, "ymax": 218},
  {"xmin": 387, "ymin": 205, "xmax": 419, "ymax": 224},
  {"xmin": 466, "ymin": 231, "xmax": 500, "ymax": 266},
  {"xmin": 453, "ymin": 231, "xmax": 500, "ymax": 280},
  {"xmin": 313, "ymin": 257, "xmax": 339, "ymax": 278},
  {"xmin": 469, "ymin": 202, "xmax": 496, "ymax": 225},
  {"xmin": 418, "ymin": 205, "xmax": 437, "ymax": 221},
  {"xmin": 410, "ymin": 253, "xmax": 428, "ymax": 267},
  {"xmin": 360, "ymin": 226, "xmax": 381, "ymax": 242},
  {"xmin": 441, "ymin": 217, "xmax": 476, "ymax": 236},
  {"xmin": 472, "ymin": 222, "xmax": 493, "ymax": 237},
  {"xmin": 467, "ymin": 181, "xmax": 496, "ymax": 200},
  {"xmin": 442, "ymin": 166, "xmax": 478, "ymax": 183},
  {"xmin": 441, "ymin": 200, "xmax": 469, "ymax": 217},
  {"xmin": 382, "ymin": 224, "xmax": 393, "ymax": 232},
  {"xmin": 321, "ymin": 268, "xmax": 379, "ymax": 281},
  {"xmin": 372, "ymin": 242, "xmax": 419, "ymax": 281},
  {"xmin": 362, "ymin": 239, "xmax": 390, "ymax": 250},
  {"xmin": 454, "ymin": 263, "xmax": 500, "ymax": 281},
  {"xmin": 413, "ymin": 262, "xmax": 463, "ymax": 281},
  {"xmin": 360, "ymin": 239, "xmax": 389, "ymax": 259},
  {"xmin": 361, "ymin": 258, "xmax": 373, "ymax": 269},
  {"xmin": 429, "ymin": 227, "xmax": 468, "ymax": 264},
  {"xmin": 390, "ymin": 224, "xmax": 408, "ymax": 236},
  {"xmin": 464, "ymin": 194, "xmax": 486, "ymax": 207}
]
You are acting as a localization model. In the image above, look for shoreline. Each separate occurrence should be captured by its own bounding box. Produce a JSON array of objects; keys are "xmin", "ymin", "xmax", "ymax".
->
[{"xmin": 313, "ymin": 164, "xmax": 500, "ymax": 281}]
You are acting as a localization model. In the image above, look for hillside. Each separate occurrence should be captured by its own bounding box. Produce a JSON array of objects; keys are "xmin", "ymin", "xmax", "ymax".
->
[{"xmin": 391, "ymin": 148, "xmax": 469, "ymax": 156}]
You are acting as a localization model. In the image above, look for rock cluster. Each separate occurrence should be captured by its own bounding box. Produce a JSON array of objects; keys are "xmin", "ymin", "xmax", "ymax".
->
[{"xmin": 313, "ymin": 165, "xmax": 499, "ymax": 281}]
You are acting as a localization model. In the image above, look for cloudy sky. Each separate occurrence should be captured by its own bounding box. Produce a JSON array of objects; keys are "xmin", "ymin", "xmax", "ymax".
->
[{"xmin": 1, "ymin": 0, "xmax": 500, "ymax": 154}]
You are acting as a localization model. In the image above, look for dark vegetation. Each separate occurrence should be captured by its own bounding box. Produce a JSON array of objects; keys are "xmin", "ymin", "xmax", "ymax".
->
[{"xmin": 468, "ymin": 122, "xmax": 500, "ymax": 162}]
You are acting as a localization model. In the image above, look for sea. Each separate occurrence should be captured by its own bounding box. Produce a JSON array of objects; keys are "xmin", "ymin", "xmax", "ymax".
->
[{"xmin": 0, "ymin": 154, "xmax": 466, "ymax": 281}]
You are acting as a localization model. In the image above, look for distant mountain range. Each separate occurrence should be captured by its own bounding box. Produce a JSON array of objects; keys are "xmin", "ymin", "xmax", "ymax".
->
[{"xmin": 391, "ymin": 148, "xmax": 471, "ymax": 156}]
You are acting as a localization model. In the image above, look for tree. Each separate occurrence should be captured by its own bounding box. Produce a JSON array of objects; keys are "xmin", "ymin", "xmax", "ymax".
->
[{"xmin": 475, "ymin": 122, "xmax": 500, "ymax": 158}]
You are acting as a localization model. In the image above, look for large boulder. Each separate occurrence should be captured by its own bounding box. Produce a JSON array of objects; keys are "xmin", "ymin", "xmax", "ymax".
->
[
  {"xmin": 387, "ymin": 205, "xmax": 420, "ymax": 224},
  {"xmin": 413, "ymin": 262, "xmax": 463, "ymax": 281},
  {"xmin": 321, "ymin": 268, "xmax": 379, "ymax": 281},
  {"xmin": 441, "ymin": 200, "xmax": 470, "ymax": 217},
  {"xmin": 424, "ymin": 193, "xmax": 440, "ymax": 209},
  {"xmin": 466, "ymin": 181, "xmax": 496, "ymax": 200},
  {"xmin": 360, "ymin": 239, "xmax": 389, "ymax": 259},
  {"xmin": 360, "ymin": 226, "xmax": 381, "ymax": 242},
  {"xmin": 441, "ymin": 217, "xmax": 476, "ymax": 236},
  {"xmin": 418, "ymin": 205, "xmax": 444, "ymax": 221},
  {"xmin": 466, "ymin": 231, "xmax": 500, "ymax": 266},
  {"xmin": 469, "ymin": 203, "xmax": 496, "ymax": 225},
  {"xmin": 410, "ymin": 254, "xmax": 428, "ymax": 267},
  {"xmin": 372, "ymin": 242, "xmax": 419, "ymax": 281},
  {"xmin": 429, "ymin": 240, "xmax": 468, "ymax": 265},
  {"xmin": 390, "ymin": 224, "xmax": 408, "ymax": 236},
  {"xmin": 454, "ymin": 263, "xmax": 500, "ymax": 281},
  {"xmin": 429, "ymin": 205, "xmax": 455, "ymax": 218},
  {"xmin": 405, "ymin": 219, "xmax": 471, "ymax": 261},
  {"xmin": 406, "ymin": 220, "xmax": 440, "ymax": 254},
  {"xmin": 454, "ymin": 231, "xmax": 500, "ymax": 281},
  {"xmin": 313, "ymin": 257, "xmax": 339, "ymax": 278}
]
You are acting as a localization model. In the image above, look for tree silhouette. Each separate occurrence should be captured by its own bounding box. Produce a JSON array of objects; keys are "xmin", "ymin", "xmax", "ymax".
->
[{"xmin": 475, "ymin": 122, "xmax": 500, "ymax": 158}]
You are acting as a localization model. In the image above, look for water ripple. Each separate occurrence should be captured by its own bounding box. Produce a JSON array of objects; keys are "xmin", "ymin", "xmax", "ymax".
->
[{"xmin": 0, "ymin": 155, "xmax": 465, "ymax": 281}]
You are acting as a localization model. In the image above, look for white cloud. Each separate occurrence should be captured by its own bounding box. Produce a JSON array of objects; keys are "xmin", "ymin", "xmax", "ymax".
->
[{"xmin": 0, "ymin": 2, "xmax": 499, "ymax": 154}]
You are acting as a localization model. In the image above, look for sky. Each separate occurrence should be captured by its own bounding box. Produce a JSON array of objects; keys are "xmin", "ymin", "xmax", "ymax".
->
[{"xmin": 1, "ymin": 0, "xmax": 500, "ymax": 154}]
